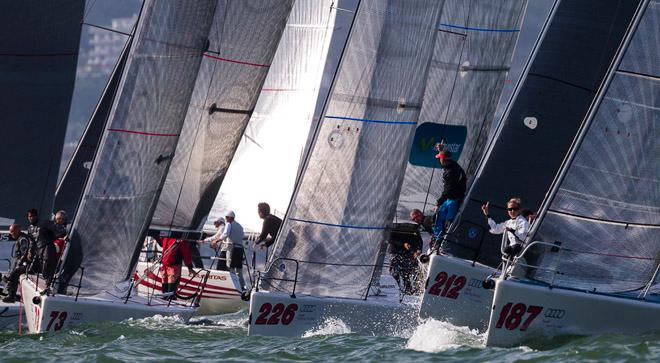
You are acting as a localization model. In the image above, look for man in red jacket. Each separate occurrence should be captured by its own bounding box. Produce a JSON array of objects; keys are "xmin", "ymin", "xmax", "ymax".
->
[{"xmin": 158, "ymin": 237, "xmax": 194, "ymax": 297}]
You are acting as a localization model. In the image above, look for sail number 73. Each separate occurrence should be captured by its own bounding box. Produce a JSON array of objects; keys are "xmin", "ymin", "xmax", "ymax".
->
[{"xmin": 495, "ymin": 302, "xmax": 542, "ymax": 331}]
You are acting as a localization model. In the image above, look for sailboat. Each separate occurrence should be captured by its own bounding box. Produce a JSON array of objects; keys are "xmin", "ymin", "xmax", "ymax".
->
[
  {"xmin": 20, "ymin": 0, "xmax": 218, "ymax": 333},
  {"xmin": 0, "ymin": 0, "xmax": 85, "ymax": 330},
  {"xmin": 247, "ymin": 0, "xmax": 446, "ymax": 338},
  {"xmin": 135, "ymin": 0, "xmax": 294, "ymax": 315},
  {"xmin": 485, "ymin": 0, "xmax": 659, "ymax": 347},
  {"xmin": 418, "ymin": 0, "xmax": 646, "ymax": 331}
]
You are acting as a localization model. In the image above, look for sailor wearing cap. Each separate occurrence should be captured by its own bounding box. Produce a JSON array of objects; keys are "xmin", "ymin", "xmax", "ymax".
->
[{"xmin": 216, "ymin": 211, "xmax": 246, "ymax": 290}]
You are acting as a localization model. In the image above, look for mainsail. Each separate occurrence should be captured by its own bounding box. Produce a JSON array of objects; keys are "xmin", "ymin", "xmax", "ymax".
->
[
  {"xmin": 263, "ymin": 0, "xmax": 445, "ymax": 299},
  {"xmin": 151, "ymin": 1, "xmax": 294, "ymax": 231},
  {"xmin": 529, "ymin": 0, "xmax": 659, "ymax": 294},
  {"xmin": 396, "ymin": 0, "xmax": 527, "ymax": 219},
  {"xmin": 0, "ymin": 0, "xmax": 84, "ymax": 223},
  {"xmin": 210, "ymin": 0, "xmax": 355, "ymax": 231},
  {"xmin": 66, "ymin": 0, "xmax": 217, "ymax": 293},
  {"xmin": 441, "ymin": 0, "xmax": 644, "ymax": 268}
]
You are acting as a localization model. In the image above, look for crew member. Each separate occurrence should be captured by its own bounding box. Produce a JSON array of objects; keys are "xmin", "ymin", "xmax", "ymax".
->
[
  {"xmin": 481, "ymin": 198, "xmax": 529, "ymax": 257},
  {"xmin": 2, "ymin": 224, "xmax": 32, "ymax": 302},
  {"xmin": 159, "ymin": 237, "xmax": 194, "ymax": 298},
  {"xmin": 212, "ymin": 211, "xmax": 246, "ymax": 290},
  {"xmin": 255, "ymin": 202, "xmax": 282, "ymax": 248},
  {"xmin": 433, "ymin": 148, "xmax": 466, "ymax": 236}
]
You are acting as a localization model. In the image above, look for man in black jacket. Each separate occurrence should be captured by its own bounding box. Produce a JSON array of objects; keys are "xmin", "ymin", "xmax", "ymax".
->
[
  {"xmin": 255, "ymin": 203, "xmax": 282, "ymax": 248},
  {"xmin": 433, "ymin": 150, "xmax": 466, "ymax": 237}
]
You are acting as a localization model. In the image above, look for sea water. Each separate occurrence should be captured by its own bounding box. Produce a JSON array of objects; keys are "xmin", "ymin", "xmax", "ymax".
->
[{"xmin": 1, "ymin": 310, "xmax": 658, "ymax": 362}]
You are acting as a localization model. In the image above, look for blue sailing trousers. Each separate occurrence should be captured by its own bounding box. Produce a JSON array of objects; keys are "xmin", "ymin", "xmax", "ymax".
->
[{"xmin": 433, "ymin": 199, "xmax": 459, "ymax": 237}]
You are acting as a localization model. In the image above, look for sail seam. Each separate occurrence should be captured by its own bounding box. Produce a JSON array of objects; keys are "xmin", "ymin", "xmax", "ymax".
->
[
  {"xmin": 289, "ymin": 217, "xmax": 386, "ymax": 230},
  {"xmin": 325, "ymin": 115, "xmax": 416, "ymax": 125},
  {"xmin": 527, "ymin": 72, "xmax": 596, "ymax": 92},
  {"xmin": 203, "ymin": 52, "xmax": 269, "ymax": 67},
  {"xmin": 547, "ymin": 209, "xmax": 660, "ymax": 229}
]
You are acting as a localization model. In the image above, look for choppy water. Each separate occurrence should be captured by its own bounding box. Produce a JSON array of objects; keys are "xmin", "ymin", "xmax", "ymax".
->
[{"xmin": 1, "ymin": 311, "xmax": 658, "ymax": 362}]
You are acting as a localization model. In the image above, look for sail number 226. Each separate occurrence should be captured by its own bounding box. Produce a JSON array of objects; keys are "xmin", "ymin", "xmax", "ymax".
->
[{"xmin": 255, "ymin": 303, "xmax": 298, "ymax": 325}]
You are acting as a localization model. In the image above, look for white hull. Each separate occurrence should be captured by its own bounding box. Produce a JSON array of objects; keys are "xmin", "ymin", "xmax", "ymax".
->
[
  {"xmin": 248, "ymin": 276, "xmax": 419, "ymax": 337},
  {"xmin": 135, "ymin": 262, "xmax": 246, "ymax": 315},
  {"xmin": 485, "ymin": 279, "xmax": 660, "ymax": 347},
  {"xmin": 0, "ymin": 302, "xmax": 22, "ymax": 331},
  {"xmin": 419, "ymin": 253, "xmax": 496, "ymax": 330},
  {"xmin": 21, "ymin": 275, "xmax": 196, "ymax": 333}
]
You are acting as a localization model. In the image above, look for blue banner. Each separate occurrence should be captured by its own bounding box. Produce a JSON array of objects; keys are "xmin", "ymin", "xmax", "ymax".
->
[{"xmin": 408, "ymin": 123, "xmax": 467, "ymax": 168}]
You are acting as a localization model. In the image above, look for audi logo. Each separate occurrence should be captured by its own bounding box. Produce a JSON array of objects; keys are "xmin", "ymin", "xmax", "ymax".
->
[
  {"xmin": 544, "ymin": 308, "xmax": 566, "ymax": 319},
  {"xmin": 468, "ymin": 279, "xmax": 482, "ymax": 288}
]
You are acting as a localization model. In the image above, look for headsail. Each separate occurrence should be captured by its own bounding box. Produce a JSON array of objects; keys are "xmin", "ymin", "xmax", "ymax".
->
[
  {"xmin": 529, "ymin": 0, "xmax": 659, "ymax": 294},
  {"xmin": 396, "ymin": 0, "xmax": 527, "ymax": 219},
  {"xmin": 67, "ymin": 0, "xmax": 217, "ymax": 293},
  {"xmin": 441, "ymin": 0, "xmax": 644, "ymax": 268},
  {"xmin": 151, "ymin": 1, "xmax": 294, "ymax": 231},
  {"xmin": 263, "ymin": 0, "xmax": 445, "ymax": 299},
  {"xmin": 0, "ymin": 0, "xmax": 84, "ymax": 222},
  {"xmin": 54, "ymin": 37, "xmax": 133, "ymax": 217},
  {"xmin": 210, "ymin": 0, "xmax": 355, "ymax": 231}
]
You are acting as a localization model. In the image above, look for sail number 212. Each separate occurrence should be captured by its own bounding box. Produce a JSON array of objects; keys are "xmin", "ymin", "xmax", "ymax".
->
[{"xmin": 427, "ymin": 271, "xmax": 467, "ymax": 299}]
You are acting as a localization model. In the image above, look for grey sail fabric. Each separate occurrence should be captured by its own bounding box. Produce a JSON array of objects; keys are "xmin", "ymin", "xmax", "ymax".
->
[
  {"xmin": 396, "ymin": 0, "xmax": 527, "ymax": 220},
  {"xmin": 210, "ymin": 0, "xmax": 356, "ymax": 232},
  {"xmin": 263, "ymin": 0, "xmax": 445, "ymax": 299},
  {"xmin": 54, "ymin": 38, "xmax": 133, "ymax": 218},
  {"xmin": 151, "ymin": 1, "xmax": 294, "ymax": 231},
  {"xmin": 530, "ymin": 0, "xmax": 659, "ymax": 294},
  {"xmin": 0, "ymin": 0, "xmax": 84, "ymax": 223},
  {"xmin": 441, "ymin": 0, "xmax": 643, "ymax": 268},
  {"xmin": 67, "ymin": 0, "xmax": 217, "ymax": 293}
]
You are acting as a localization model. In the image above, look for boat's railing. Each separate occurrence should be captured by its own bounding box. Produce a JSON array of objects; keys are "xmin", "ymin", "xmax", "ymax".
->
[
  {"xmin": 255, "ymin": 257, "xmax": 299, "ymax": 298},
  {"xmin": 502, "ymin": 241, "xmax": 660, "ymax": 295},
  {"xmin": 166, "ymin": 268, "xmax": 212, "ymax": 308},
  {"xmin": 439, "ymin": 220, "xmax": 487, "ymax": 266}
]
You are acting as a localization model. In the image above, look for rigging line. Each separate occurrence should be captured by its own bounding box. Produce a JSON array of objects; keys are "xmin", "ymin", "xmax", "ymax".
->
[
  {"xmin": 288, "ymin": 218, "xmax": 387, "ymax": 231},
  {"xmin": 526, "ymin": 72, "xmax": 596, "ymax": 93},
  {"xmin": 546, "ymin": 209, "xmax": 660, "ymax": 229},
  {"xmin": 438, "ymin": 23, "xmax": 520, "ymax": 33},
  {"xmin": 106, "ymin": 128, "xmax": 179, "ymax": 137},
  {"xmin": 615, "ymin": 68, "xmax": 660, "ymax": 81},
  {"xmin": 203, "ymin": 52, "xmax": 270, "ymax": 68},
  {"xmin": 83, "ymin": 0, "xmax": 100, "ymax": 20},
  {"xmin": 82, "ymin": 22, "xmax": 132, "ymax": 37},
  {"xmin": 325, "ymin": 115, "xmax": 416, "ymax": 125}
]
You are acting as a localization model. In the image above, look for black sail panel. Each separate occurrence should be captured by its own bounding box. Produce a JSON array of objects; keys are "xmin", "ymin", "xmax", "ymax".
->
[
  {"xmin": 445, "ymin": 0, "xmax": 643, "ymax": 268},
  {"xmin": 0, "ymin": 0, "xmax": 84, "ymax": 223}
]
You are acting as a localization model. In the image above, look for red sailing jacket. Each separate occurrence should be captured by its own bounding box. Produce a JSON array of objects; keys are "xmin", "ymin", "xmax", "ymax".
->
[{"xmin": 159, "ymin": 237, "xmax": 193, "ymax": 268}]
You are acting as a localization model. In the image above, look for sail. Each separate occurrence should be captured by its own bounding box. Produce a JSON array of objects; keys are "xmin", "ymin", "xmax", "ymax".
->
[
  {"xmin": 151, "ymin": 1, "xmax": 294, "ymax": 231},
  {"xmin": 529, "ymin": 0, "xmax": 659, "ymax": 294},
  {"xmin": 210, "ymin": 0, "xmax": 357, "ymax": 232},
  {"xmin": 67, "ymin": 0, "xmax": 217, "ymax": 293},
  {"xmin": 54, "ymin": 38, "xmax": 133, "ymax": 217},
  {"xmin": 440, "ymin": 0, "xmax": 644, "ymax": 268},
  {"xmin": 263, "ymin": 0, "xmax": 445, "ymax": 299},
  {"xmin": 0, "ymin": 0, "xmax": 84, "ymax": 223},
  {"xmin": 396, "ymin": 0, "xmax": 527, "ymax": 220}
]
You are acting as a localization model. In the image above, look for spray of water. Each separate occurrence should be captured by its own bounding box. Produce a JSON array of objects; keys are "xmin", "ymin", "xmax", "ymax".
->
[
  {"xmin": 302, "ymin": 317, "xmax": 352, "ymax": 338},
  {"xmin": 406, "ymin": 318, "xmax": 483, "ymax": 353}
]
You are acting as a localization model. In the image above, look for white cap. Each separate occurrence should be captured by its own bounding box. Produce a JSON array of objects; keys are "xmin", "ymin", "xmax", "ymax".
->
[
  {"xmin": 225, "ymin": 211, "xmax": 235, "ymax": 218},
  {"xmin": 214, "ymin": 217, "xmax": 225, "ymax": 224}
]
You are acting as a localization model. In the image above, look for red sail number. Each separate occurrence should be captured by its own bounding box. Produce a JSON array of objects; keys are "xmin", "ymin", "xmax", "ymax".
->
[
  {"xmin": 428, "ymin": 271, "xmax": 467, "ymax": 299},
  {"xmin": 46, "ymin": 310, "xmax": 68, "ymax": 331},
  {"xmin": 495, "ymin": 302, "xmax": 543, "ymax": 331},
  {"xmin": 255, "ymin": 303, "xmax": 298, "ymax": 325}
]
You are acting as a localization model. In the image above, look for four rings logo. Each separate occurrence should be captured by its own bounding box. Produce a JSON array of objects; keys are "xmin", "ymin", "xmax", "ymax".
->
[
  {"xmin": 544, "ymin": 308, "xmax": 566, "ymax": 319},
  {"xmin": 468, "ymin": 278, "xmax": 482, "ymax": 288}
]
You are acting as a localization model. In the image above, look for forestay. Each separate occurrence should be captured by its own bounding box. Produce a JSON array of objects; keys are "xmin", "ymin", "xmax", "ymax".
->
[
  {"xmin": 263, "ymin": 0, "xmax": 445, "ymax": 299},
  {"xmin": 440, "ymin": 0, "xmax": 643, "ymax": 268},
  {"xmin": 397, "ymin": 0, "xmax": 527, "ymax": 219},
  {"xmin": 151, "ymin": 1, "xmax": 294, "ymax": 231},
  {"xmin": 0, "ymin": 0, "xmax": 84, "ymax": 223},
  {"xmin": 530, "ymin": 0, "xmax": 659, "ymax": 294},
  {"xmin": 67, "ymin": 0, "xmax": 216, "ymax": 293}
]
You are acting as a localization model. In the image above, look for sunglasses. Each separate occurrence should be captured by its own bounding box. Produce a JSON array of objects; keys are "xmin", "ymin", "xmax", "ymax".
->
[{"xmin": 507, "ymin": 207, "xmax": 520, "ymax": 211}]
